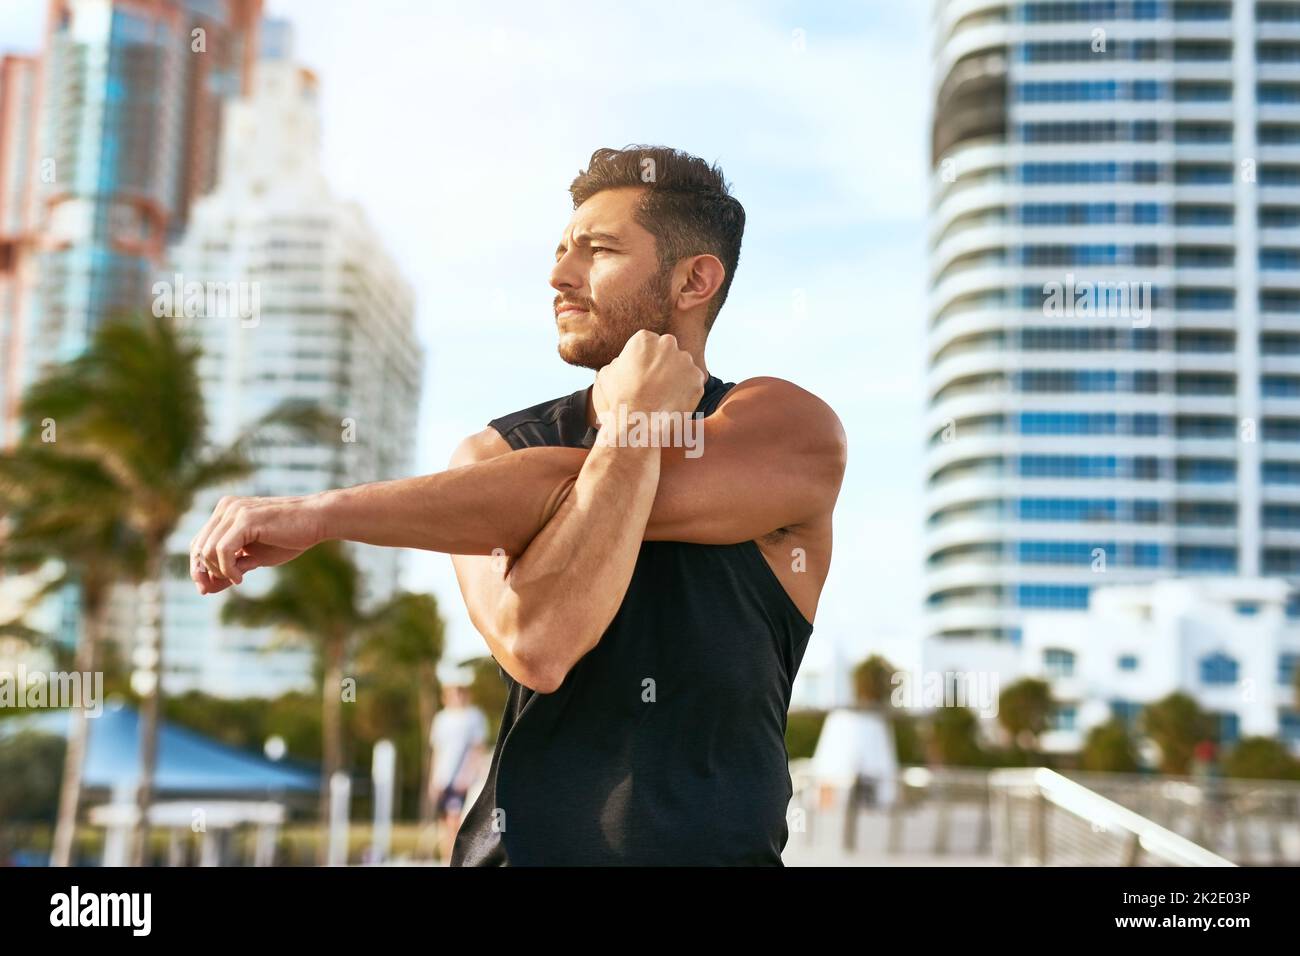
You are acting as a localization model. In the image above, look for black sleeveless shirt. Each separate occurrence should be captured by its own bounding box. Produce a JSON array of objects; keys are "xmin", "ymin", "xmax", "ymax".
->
[{"xmin": 449, "ymin": 375, "xmax": 815, "ymax": 866}]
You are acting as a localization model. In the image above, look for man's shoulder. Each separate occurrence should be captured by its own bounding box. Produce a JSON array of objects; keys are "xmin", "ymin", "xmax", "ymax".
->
[
  {"xmin": 720, "ymin": 377, "xmax": 845, "ymax": 438},
  {"xmin": 724, "ymin": 376, "xmax": 832, "ymax": 406}
]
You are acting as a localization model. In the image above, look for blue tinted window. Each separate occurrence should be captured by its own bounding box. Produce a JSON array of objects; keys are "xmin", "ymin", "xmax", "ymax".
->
[
  {"xmin": 1016, "ymin": 584, "xmax": 1090, "ymax": 609},
  {"xmin": 1044, "ymin": 648, "xmax": 1076, "ymax": 677},
  {"xmin": 1279, "ymin": 653, "xmax": 1300, "ymax": 685},
  {"xmin": 1110, "ymin": 698, "xmax": 1142, "ymax": 728},
  {"xmin": 1132, "ymin": 543, "xmax": 1164, "ymax": 566},
  {"xmin": 1200, "ymin": 652, "xmax": 1239, "ymax": 684},
  {"xmin": 1177, "ymin": 546, "xmax": 1237, "ymax": 570},
  {"xmin": 1133, "ymin": 203, "xmax": 1162, "ymax": 224},
  {"xmin": 1264, "ymin": 460, "xmax": 1300, "ymax": 483},
  {"xmin": 1281, "ymin": 710, "xmax": 1300, "ymax": 742},
  {"xmin": 1260, "ymin": 83, "xmax": 1300, "ymax": 104},
  {"xmin": 1262, "ymin": 249, "xmax": 1300, "ymax": 270},
  {"xmin": 1211, "ymin": 711, "xmax": 1240, "ymax": 744},
  {"xmin": 1050, "ymin": 705, "xmax": 1078, "ymax": 731}
]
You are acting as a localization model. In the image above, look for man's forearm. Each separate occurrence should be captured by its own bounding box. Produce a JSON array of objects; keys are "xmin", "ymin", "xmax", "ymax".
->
[
  {"xmin": 314, "ymin": 385, "xmax": 805, "ymax": 560},
  {"xmin": 316, "ymin": 445, "xmax": 589, "ymax": 556},
  {"xmin": 318, "ymin": 437, "xmax": 659, "ymax": 692},
  {"xmin": 489, "ymin": 439, "xmax": 661, "ymax": 689}
]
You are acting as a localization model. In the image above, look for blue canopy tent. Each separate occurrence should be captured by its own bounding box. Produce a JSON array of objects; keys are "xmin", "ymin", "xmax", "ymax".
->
[{"xmin": 2, "ymin": 703, "xmax": 317, "ymax": 795}]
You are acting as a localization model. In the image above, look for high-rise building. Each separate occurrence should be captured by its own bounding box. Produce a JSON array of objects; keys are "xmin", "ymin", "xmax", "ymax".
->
[
  {"xmin": 926, "ymin": 1, "xmax": 1300, "ymax": 646},
  {"xmin": 156, "ymin": 19, "xmax": 423, "ymax": 696},
  {"xmin": 0, "ymin": 53, "xmax": 42, "ymax": 448},
  {"xmin": 4, "ymin": 0, "xmax": 260, "ymax": 432}
]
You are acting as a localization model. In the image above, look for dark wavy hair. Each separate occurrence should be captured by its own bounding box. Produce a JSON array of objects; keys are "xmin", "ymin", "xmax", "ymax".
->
[{"xmin": 568, "ymin": 145, "xmax": 745, "ymax": 329}]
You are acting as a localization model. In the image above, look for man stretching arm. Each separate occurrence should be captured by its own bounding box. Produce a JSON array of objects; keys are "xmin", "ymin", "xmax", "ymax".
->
[
  {"xmin": 189, "ymin": 345, "xmax": 843, "ymax": 692},
  {"xmin": 191, "ymin": 146, "xmax": 847, "ymax": 865}
]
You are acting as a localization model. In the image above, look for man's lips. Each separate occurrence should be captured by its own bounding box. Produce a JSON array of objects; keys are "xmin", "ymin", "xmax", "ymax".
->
[{"xmin": 556, "ymin": 306, "xmax": 589, "ymax": 319}]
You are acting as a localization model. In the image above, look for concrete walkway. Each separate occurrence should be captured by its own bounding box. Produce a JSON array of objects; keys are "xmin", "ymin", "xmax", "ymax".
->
[{"xmin": 782, "ymin": 804, "xmax": 1005, "ymax": 867}]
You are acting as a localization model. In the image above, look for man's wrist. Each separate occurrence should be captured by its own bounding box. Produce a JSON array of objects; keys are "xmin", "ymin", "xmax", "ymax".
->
[
  {"xmin": 309, "ymin": 486, "xmax": 347, "ymax": 543},
  {"xmin": 594, "ymin": 402, "xmax": 699, "ymax": 453},
  {"xmin": 588, "ymin": 436, "xmax": 661, "ymax": 490}
]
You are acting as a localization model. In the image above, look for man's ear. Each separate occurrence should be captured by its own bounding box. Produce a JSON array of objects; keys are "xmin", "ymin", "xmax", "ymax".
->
[{"xmin": 673, "ymin": 254, "xmax": 725, "ymax": 315}]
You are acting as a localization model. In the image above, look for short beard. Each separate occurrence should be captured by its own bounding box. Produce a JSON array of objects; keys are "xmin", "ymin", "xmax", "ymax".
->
[{"xmin": 557, "ymin": 264, "xmax": 674, "ymax": 370}]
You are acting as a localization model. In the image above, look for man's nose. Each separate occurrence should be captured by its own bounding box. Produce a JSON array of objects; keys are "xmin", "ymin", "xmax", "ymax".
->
[{"xmin": 550, "ymin": 250, "xmax": 583, "ymax": 293}]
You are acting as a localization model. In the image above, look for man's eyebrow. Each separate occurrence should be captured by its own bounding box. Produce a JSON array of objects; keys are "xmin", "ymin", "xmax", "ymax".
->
[{"xmin": 555, "ymin": 230, "xmax": 623, "ymax": 256}]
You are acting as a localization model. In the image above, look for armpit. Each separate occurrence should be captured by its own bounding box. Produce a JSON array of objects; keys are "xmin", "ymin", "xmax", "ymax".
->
[{"xmin": 760, "ymin": 526, "xmax": 794, "ymax": 546}]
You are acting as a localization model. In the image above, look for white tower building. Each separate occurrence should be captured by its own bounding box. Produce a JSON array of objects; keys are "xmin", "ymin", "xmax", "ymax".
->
[
  {"xmin": 153, "ymin": 20, "xmax": 423, "ymax": 696},
  {"xmin": 927, "ymin": 0, "xmax": 1300, "ymax": 650}
]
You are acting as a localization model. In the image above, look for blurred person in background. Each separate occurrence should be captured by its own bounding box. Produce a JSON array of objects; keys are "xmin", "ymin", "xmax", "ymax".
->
[{"xmin": 428, "ymin": 666, "xmax": 487, "ymax": 863}]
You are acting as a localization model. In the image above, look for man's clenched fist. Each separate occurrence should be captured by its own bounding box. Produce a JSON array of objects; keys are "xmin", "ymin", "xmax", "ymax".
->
[
  {"xmin": 592, "ymin": 330, "xmax": 706, "ymax": 427},
  {"xmin": 189, "ymin": 494, "xmax": 327, "ymax": 594}
]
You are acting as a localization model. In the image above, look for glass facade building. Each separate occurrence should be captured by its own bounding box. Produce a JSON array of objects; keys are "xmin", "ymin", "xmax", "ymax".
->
[{"xmin": 11, "ymin": 0, "xmax": 260, "ymax": 409}]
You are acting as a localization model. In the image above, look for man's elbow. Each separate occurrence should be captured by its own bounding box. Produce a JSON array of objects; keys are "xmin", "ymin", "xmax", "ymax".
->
[
  {"xmin": 489, "ymin": 639, "xmax": 562, "ymax": 694},
  {"xmin": 523, "ymin": 667, "xmax": 565, "ymax": 695},
  {"xmin": 506, "ymin": 638, "xmax": 563, "ymax": 693},
  {"xmin": 510, "ymin": 648, "xmax": 572, "ymax": 695},
  {"xmin": 492, "ymin": 609, "xmax": 581, "ymax": 694}
]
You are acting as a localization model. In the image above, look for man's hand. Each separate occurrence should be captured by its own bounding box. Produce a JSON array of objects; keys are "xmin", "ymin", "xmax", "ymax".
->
[
  {"xmin": 592, "ymin": 330, "xmax": 706, "ymax": 434},
  {"xmin": 189, "ymin": 494, "xmax": 327, "ymax": 594}
]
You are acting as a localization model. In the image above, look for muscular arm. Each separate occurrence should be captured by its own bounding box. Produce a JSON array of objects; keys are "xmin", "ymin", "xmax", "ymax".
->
[
  {"xmin": 193, "ymin": 377, "xmax": 846, "ymax": 691},
  {"xmin": 448, "ymin": 431, "xmax": 661, "ymax": 694},
  {"xmin": 320, "ymin": 377, "xmax": 846, "ymax": 551},
  {"xmin": 444, "ymin": 377, "xmax": 844, "ymax": 694}
]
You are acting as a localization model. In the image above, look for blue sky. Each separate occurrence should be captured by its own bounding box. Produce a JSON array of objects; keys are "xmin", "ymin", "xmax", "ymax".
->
[{"xmin": 2, "ymin": 0, "xmax": 933, "ymax": 686}]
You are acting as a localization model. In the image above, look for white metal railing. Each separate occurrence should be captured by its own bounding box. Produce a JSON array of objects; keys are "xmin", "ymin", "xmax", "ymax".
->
[
  {"xmin": 1062, "ymin": 769, "xmax": 1300, "ymax": 865},
  {"xmin": 788, "ymin": 764, "xmax": 1294, "ymax": 865},
  {"xmin": 989, "ymin": 767, "xmax": 1235, "ymax": 867}
]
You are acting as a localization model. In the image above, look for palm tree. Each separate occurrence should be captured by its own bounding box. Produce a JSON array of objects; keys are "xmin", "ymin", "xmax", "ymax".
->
[
  {"xmin": 1293, "ymin": 657, "xmax": 1300, "ymax": 725},
  {"xmin": 17, "ymin": 312, "xmax": 332, "ymax": 865},
  {"xmin": 1080, "ymin": 719, "xmax": 1141, "ymax": 773},
  {"xmin": 997, "ymin": 678, "xmax": 1053, "ymax": 757},
  {"xmin": 356, "ymin": 593, "xmax": 445, "ymax": 823},
  {"xmin": 221, "ymin": 539, "xmax": 370, "ymax": 862},
  {"xmin": 0, "ymin": 447, "xmax": 147, "ymax": 866},
  {"xmin": 1222, "ymin": 737, "xmax": 1300, "ymax": 780},
  {"xmin": 1143, "ymin": 692, "xmax": 1213, "ymax": 775},
  {"xmin": 928, "ymin": 706, "xmax": 985, "ymax": 767}
]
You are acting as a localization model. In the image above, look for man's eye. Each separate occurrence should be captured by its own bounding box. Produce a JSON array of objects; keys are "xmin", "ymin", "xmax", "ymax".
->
[{"xmin": 591, "ymin": 247, "xmax": 611, "ymax": 254}]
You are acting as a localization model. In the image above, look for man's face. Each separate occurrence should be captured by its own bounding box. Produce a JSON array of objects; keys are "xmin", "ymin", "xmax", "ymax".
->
[{"xmin": 551, "ymin": 186, "xmax": 675, "ymax": 370}]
